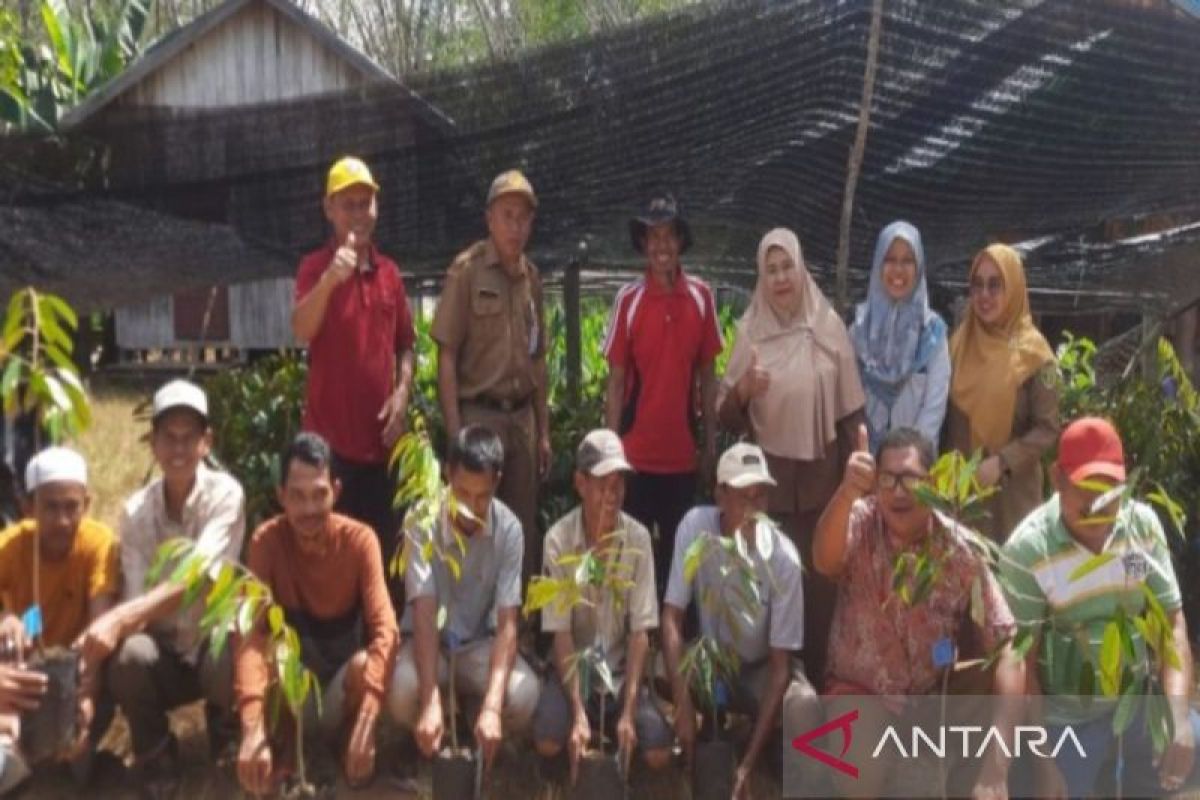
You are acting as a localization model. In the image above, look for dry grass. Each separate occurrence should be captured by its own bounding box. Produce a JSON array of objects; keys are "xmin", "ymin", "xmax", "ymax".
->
[{"xmin": 71, "ymin": 380, "xmax": 156, "ymax": 529}]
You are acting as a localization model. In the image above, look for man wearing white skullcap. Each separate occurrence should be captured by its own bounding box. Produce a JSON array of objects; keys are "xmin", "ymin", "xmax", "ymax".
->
[{"xmin": 0, "ymin": 445, "xmax": 119, "ymax": 778}]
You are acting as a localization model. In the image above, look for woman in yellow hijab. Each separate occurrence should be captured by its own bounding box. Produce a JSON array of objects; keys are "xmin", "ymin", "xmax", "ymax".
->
[{"xmin": 945, "ymin": 243, "xmax": 1060, "ymax": 542}]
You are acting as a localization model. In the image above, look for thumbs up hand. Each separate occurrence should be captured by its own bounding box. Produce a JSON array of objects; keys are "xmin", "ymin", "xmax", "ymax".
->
[
  {"xmin": 735, "ymin": 347, "xmax": 771, "ymax": 405},
  {"xmin": 326, "ymin": 231, "xmax": 359, "ymax": 287},
  {"xmin": 842, "ymin": 423, "xmax": 876, "ymax": 499}
]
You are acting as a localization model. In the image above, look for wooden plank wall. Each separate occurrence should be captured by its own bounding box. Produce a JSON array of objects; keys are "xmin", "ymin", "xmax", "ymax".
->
[
  {"xmin": 114, "ymin": 295, "xmax": 173, "ymax": 349},
  {"xmin": 115, "ymin": 2, "xmax": 365, "ymax": 110},
  {"xmin": 229, "ymin": 276, "xmax": 297, "ymax": 349},
  {"xmin": 115, "ymin": 277, "xmax": 298, "ymax": 351}
]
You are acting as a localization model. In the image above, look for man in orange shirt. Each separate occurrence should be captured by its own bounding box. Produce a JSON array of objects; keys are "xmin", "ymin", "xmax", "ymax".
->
[
  {"xmin": 234, "ymin": 433, "xmax": 399, "ymax": 794},
  {"xmin": 0, "ymin": 447, "xmax": 120, "ymax": 784}
]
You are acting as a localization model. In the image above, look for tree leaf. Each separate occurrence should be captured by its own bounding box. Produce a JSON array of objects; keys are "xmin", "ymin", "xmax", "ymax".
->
[
  {"xmin": 683, "ymin": 534, "xmax": 709, "ymax": 584},
  {"xmin": 40, "ymin": 293, "xmax": 77, "ymax": 330},
  {"xmin": 0, "ymin": 357, "xmax": 22, "ymax": 403},
  {"xmin": 1111, "ymin": 682, "xmax": 1139, "ymax": 736},
  {"xmin": 1099, "ymin": 621, "xmax": 1122, "ymax": 697},
  {"xmin": 1068, "ymin": 552, "xmax": 1118, "ymax": 583}
]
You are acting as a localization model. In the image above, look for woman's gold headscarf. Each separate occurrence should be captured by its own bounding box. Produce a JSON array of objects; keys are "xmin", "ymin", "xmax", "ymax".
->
[{"xmin": 949, "ymin": 244, "xmax": 1055, "ymax": 452}]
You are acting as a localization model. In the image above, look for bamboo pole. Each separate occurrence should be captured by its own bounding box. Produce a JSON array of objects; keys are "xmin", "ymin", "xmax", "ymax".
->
[{"xmin": 835, "ymin": 0, "xmax": 885, "ymax": 315}]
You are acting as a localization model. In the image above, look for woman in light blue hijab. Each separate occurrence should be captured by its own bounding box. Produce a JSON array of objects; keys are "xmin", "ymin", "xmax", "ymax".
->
[{"xmin": 849, "ymin": 221, "xmax": 950, "ymax": 453}]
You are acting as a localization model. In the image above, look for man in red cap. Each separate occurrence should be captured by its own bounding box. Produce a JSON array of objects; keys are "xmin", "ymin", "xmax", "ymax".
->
[
  {"xmin": 1001, "ymin": 417, "xmax": 1200, "ymax": 798},
  {"xmin": 292, "ymin": 156, "xmax": 416, "ymax": 556}
]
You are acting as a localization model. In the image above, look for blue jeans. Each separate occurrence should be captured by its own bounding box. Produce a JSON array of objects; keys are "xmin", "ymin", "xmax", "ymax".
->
[{"xmin": 1015, "ymin": 705, "xmax": 1200, "ymax": 799}]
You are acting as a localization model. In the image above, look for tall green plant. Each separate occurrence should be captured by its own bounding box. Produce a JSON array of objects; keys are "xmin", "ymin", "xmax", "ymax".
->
[
  {"xmin": 677, "ymin": 523, "xmax": 766, "ymax": 740},
  {"xmin": 522, "ymin": 531, "xmax": 638, "ymax": 755},
  {"xmin": 146, "ymin": 537, "xmax": 321, "ymax": 797},
  {"xmin": 389, "ymin": 422, "xmax": 475, "ymax": 753},
  {"xmin": 0, "ymin": 287, "xmax": 91, "ymax": 446},
  {"xmin": 0, "ymin": 287, "xmax": 91, "ymax": 655},
  {"xmin": 1055, "ymin": 333, "xmax": 1200, "ymax": 534},
  {"xmin": 898, "ymin": 450, "xmax": 999, "ymax": 610}
]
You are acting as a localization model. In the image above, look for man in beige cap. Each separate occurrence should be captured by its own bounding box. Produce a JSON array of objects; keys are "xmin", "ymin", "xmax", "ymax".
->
[
  {"xmin": 432, "ymin": 169, "xmax": 548, "ymax": 587},
  {"xmin": 292, "ymin": 156, "xmax": 416, "ymax": 557},
  {"xmin": 661, "ymin": 442, "xmax": 817, "ymax": 799},
  {"xmin": 533, "ymin": 429, "xmax": 670, "ymax": 783}
]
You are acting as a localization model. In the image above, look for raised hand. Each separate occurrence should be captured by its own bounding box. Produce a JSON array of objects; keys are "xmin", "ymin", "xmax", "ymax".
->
[
  {"xmin": 842, "ymin": 423, "xmax": 876, "ymax": 499},
  {"xmin": 325, "ymin": 231, "xmax": 359, "ymax": 287},
  {"xmin": 736, "ymin": 347, "xmax": 771, "ymax": 404}
]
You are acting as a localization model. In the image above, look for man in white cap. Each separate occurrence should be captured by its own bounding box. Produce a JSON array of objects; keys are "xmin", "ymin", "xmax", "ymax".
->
[
  {"xmin": 76, "ymin": 379, "xmax": 245, "ymax": 790},
  {"xmin": 532, "ymin": 429, "xmax": 670, "ymax": 783},
  {"xmin": 661, "ymin": 442, "xmax": 817, "ymax": 800},
  {"xmin": 0, "ymin": 446, "xmax": 119, "ymax": 770}
]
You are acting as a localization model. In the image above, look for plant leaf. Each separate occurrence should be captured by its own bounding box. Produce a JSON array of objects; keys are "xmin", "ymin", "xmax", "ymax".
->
[{"xmin": 1068, "ymin": 552, "xmax": 1118, "ymax": 583}]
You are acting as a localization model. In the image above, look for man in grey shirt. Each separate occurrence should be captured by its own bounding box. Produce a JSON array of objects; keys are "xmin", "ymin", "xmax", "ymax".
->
[
  {"xmin": 389, "ymin": 425, "xmax": 539, "ymax": 770},
  {"xmin": 532, "ymin": 429, "xmax": 671, "ymax": 782},
  {"xmin": 662, "ymin": 442, "xmax": 819, "ymax": 799}
]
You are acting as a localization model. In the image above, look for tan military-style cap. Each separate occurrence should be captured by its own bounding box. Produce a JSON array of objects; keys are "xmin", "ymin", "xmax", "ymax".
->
[{"xmin": 486, "ymin": 169, "xmax": 537, "ymax": 208}]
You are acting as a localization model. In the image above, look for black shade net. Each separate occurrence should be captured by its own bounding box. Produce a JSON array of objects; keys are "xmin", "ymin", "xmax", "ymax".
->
[{"xmin": 1, "ymin": 0, "xmax": 1198, "ymax": 317}]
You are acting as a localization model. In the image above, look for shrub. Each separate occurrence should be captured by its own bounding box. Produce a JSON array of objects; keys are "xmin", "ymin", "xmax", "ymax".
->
[{"xmin": 205, "ymin": 353, "xmax": 306, "ymax": 527}]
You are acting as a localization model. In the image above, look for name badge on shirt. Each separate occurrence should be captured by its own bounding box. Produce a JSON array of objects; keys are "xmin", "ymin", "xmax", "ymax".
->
[{"xmin": 1122, "ymin": 552, "xmax": 1150, "ymax": 582}]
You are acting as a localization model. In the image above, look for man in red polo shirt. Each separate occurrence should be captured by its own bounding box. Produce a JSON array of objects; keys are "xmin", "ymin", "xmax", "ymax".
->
[
  {"xmin": 603, "ymin": 194, "xmax": 723, "ymax": 596},
  {"xmin": 292, "ymin": 156, "xmax": 416, "ymax": 556}
]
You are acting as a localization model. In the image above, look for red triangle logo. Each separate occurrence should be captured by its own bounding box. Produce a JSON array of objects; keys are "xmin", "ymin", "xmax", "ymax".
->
[{"xmin": 791, "ymin": 708, "xmax": 859, "ymax": 779}]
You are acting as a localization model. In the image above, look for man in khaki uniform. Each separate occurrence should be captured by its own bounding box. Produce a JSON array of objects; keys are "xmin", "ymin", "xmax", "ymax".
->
[{"xmin": 432, "ymin": 169, "xmax": 549, "ymax": 584}]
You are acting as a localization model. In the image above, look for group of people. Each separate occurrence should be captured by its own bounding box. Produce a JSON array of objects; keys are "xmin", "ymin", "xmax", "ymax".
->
[{"xmin": 0, "ymin": 154, "xmax": 1195, "ymax": 800}]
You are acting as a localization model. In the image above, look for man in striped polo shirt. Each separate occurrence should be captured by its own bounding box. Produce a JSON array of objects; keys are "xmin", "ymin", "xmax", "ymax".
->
[{"xmin": 1001, "ymin": 417, "xmax": 1200, "ymax": 798}]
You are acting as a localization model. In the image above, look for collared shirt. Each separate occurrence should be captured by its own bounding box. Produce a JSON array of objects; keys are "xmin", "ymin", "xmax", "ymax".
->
[
  {"xmin": 541, "ymin": 508, "xmax": 658, "ymax": 679},
  {"xmin": 120, "ymin": 465, "xmax": 246, "ymax": 662},
  {"xmin": 402, "ymin": 497, "xmax": 524, "ymax": 645},
  {"xmin": 295, "ymin": 242, "xmax": 416, "ymax": 464},
  {"xmin": 0, "ymin": 518, "xmax": 119, "ymax": 647},
  {"xmin": 1000, "ymin": 495, "xmax": 1180, "ymax": 723},
  {"xmin": 603, "ymin": 270, "xmax": 723, "ymax": 473},
  {"xmin": 431, "ymin": 240, "xmax": 545, "ymax": 403},
  {"xmin": 664, "ymin": 506, "xmax": 804, "ymax": 666},
  {"xmin": 825, "ymin": 497, "xmax": 1015, "ymax": 696},
  {"xmin": 235, "ymin": 513, "xmax": 399, "ymax": 725}
]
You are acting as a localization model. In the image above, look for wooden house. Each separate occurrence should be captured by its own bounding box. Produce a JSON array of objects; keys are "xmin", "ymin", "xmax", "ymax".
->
[{"xmin": 59, "ymin": 0, "xmax": 455, "ymax": 356}]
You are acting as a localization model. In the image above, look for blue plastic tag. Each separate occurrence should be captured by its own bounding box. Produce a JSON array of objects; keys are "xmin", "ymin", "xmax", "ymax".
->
[
  {"xmin": 22, "ymin": 605, "xmax": 43, "ymax": 641},
  {"xmin": 932, "ymin": 636, "xmax": 955, "ymax": 669},
  {"xmin": 441, "ymin": 628, "xmax": 463, "ymax": 653},
  {"xmin": 714, "ymin": 679, "xmax": 730, "ymax": 709}
]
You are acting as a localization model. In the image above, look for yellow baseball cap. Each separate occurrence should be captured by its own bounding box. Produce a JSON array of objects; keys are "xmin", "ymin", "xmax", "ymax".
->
[
  {"xmin": 326, "ymin": 156, "xmax": 380, "ymax": 198},
  {"xmin": 486, "ymin": 169, "xmax": 537, "ymax": 208}
]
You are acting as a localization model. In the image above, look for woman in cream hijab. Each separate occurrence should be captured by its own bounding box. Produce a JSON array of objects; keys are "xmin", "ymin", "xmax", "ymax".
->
[
  {"xmin": 945, "ymin": 243, "xmax": 1060, "ymax": 542},
  {"xmin": 718, "ymin": 227, "xmax": 864, "ymax": 685}
]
